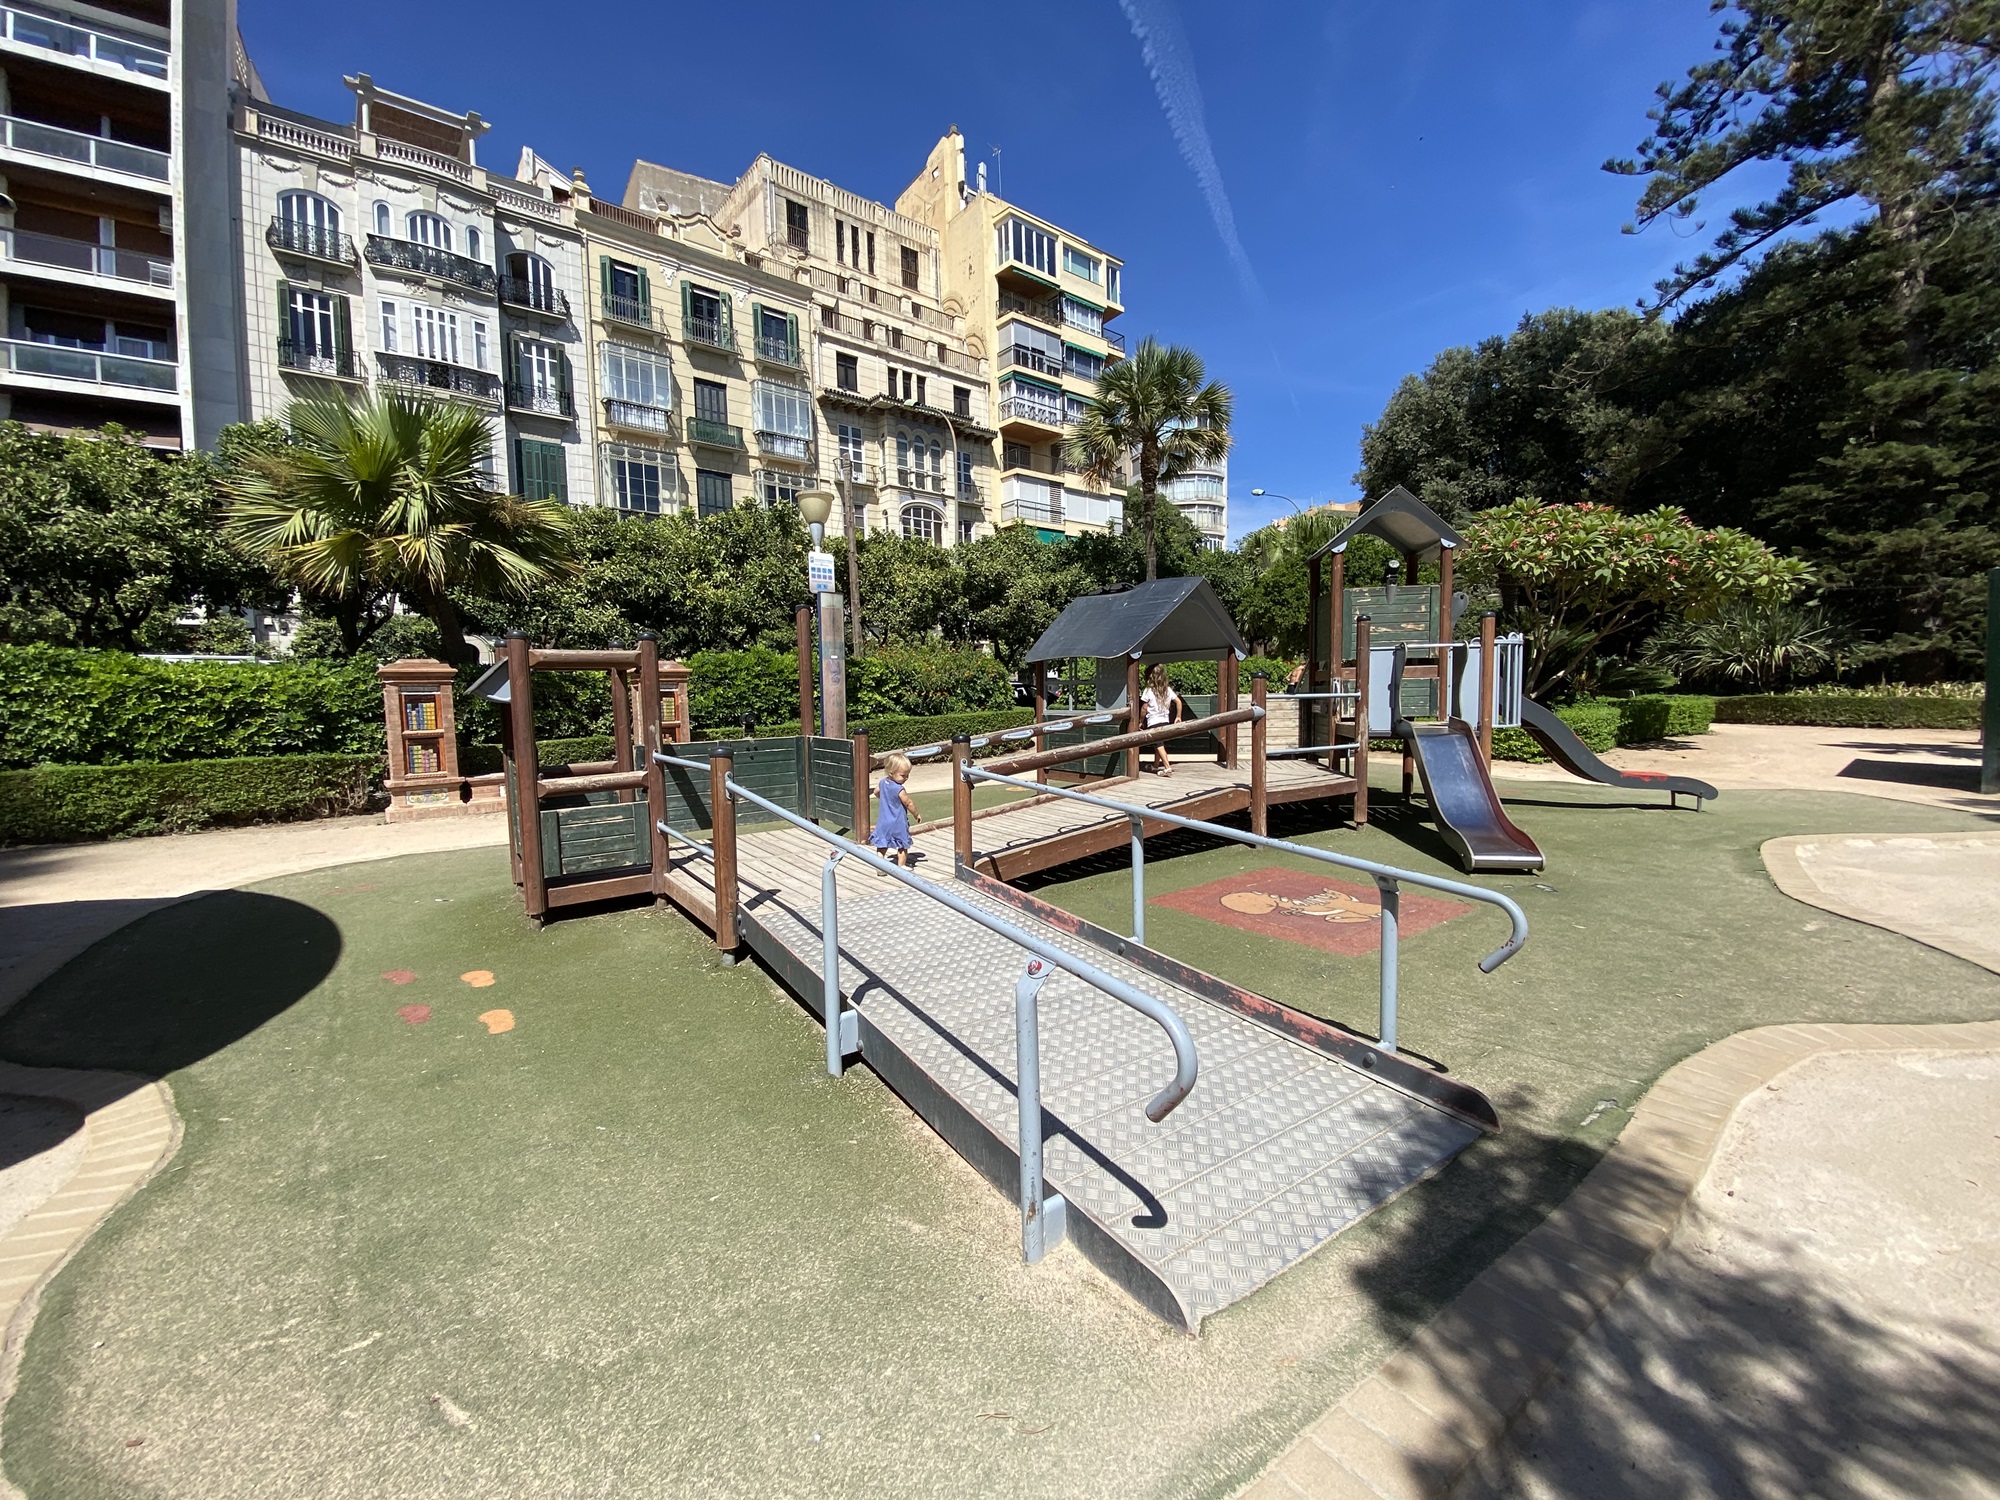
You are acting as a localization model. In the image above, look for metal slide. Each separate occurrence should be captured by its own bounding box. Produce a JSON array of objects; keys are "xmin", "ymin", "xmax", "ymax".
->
[
  {"xmin": 1518, "ymin": 699, "xmax": 1718, "ymax": 807},
  {"xmin": 1402, "ymin": 718, "xmax": 1546, "ymax": 873}
]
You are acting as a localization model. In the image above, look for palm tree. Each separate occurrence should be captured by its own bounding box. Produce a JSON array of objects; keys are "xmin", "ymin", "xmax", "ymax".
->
[
  {"xmin": 222, "ymin": 393, "xmax": 575, "ymax": 665},
  {"xmin": 1067, "ymin": 339, "xmax": 1232, "ymax": 581}
]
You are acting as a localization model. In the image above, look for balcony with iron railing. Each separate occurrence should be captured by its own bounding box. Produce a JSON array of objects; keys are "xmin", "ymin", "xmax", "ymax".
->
[
  {"xmin": 998, "ymin": 391, "xmax": 1066, "ymax": 430},
  {"xmin": 831, "ymin": 456, "xmax": 879, "ymax": 486},
  {"xmin": 755, "ymin": 429, "xmax": 812, "ymax": 462},
  {"xmin": 1, "ymin": 225, "xmax": 172, "ymax": 288},
  {"xmin": 276, "ymin": 338, "xmax": 359, "ymax": 380},
  {"xmin": 265, "ymin": 216, "xmax": 354, "ymax": 268},
  {"xmin": 506, "ymin": 382, "xmax": 574, "ymax": 419},
  {"xmin": 685, "ymin": 416, "xmax": 744, "ymax": 450},
  {"xmin": 602, "ymin": 399, "xmax": 674, "ymax": 435},
  {"xmin": 0, "ymin": 5, "xmax": 168, "ymax": 82},
  {"xmin": 499, "ymin": 276, "xmax": 569, "ymax": 318},
  {"xmin": 364, "ymin": 235, "xmax": 496, "ymax": 293},
  {"xmin": 997, "ymin": 289, "xmax": 1062, "ymax": 329},
  {"xmin": 957, "ymin": 477, "xmax": 987, "ymax": 507},
  {"xmin": 1103, "ymin": 326, "xmax": 1126, "ymax": 355},
  {"xmin": 895, "ymin": 467, "xmax": 948, "ymax": 495},
  {"xmin": 1000, "ymin": 493, "xmax": 1063, "ymax": 526},
  {"xmin": 753, "ymin": 331, "xmax": 804, "ymax": 368},
  {"xmin": 1, "ymin": 335, "xmax": 174, "ymax": 392},
  {"xmin": 1000, "ymin": 344, "xmax": 1063, "ymax": 379},
  {"xmin": 682, "ymin": 314, "xmax": 736, "ymax": 354},
  {"xmin": 375, "ymin": 352, "xmax": 499, "ymax": 402},
  {"xmin": 600, "ymin": 293, "xmax": 659, "ymax": 332},
  {"xmin": 0, "ymin": 113, "xmax": 168, "ymax": 183}
]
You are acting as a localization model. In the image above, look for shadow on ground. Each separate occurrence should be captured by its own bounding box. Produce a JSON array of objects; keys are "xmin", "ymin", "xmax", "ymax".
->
[{"xmin": 0, "ymin": 892, "xmax": 340, "ymax": 1076}]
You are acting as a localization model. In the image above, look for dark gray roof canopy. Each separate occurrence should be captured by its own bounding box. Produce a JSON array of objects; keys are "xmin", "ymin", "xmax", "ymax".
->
[
  {"xmin": 465, "ymin": 658, "xmax": 512, "ymax": 703},
  {"xmin": 1024, "ymin": 575, "xmax": 1249, "ymax": 664},
  {"xmin": 1311, "ymin": 485, "xmax": 1462, "ymax": 562}
]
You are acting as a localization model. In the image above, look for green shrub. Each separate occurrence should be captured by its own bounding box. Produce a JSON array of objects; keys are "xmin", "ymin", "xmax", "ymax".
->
[
  {"xmin": 682, "ymin": 644, "xmax": 1014, "ymax": 732},
  {"xmin": 1713, "ymin": 695, "xmax": 1982, "ymax": 729},
  {"xmin": 1492, "ymin": 703, "xmax": 1620, "ymax": 761},
  {"xmin": 1573, "ymin": 694, "xmax": 1718, "ymax": 744},
  {"xmin": 0, "ymin": 645, "xmax": 382, "ymax": 769},
  {"xmin": 0, "ymin": 754, "xmax": 380, "ymax": 843},
  {"xmin": 456, "ymin": 736, "xmax": 617, "ymax": 776},
  {"xmin": 1164, "ymin": 657, "xmax": 1297, "ymax": 694}
]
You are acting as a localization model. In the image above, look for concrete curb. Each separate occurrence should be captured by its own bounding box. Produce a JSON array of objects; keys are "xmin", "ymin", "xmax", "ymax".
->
[
  {"xmin": 1234, "ymin": 1016, "xmax": 2000, "ymax": 1500},
  {"xmin": 0, "ymin": 1065, "xmax": 181, "ymax": 1500},
  {"xmin": 1762, "ymin": 832, "xmax": 2000, "ymax": 976}
]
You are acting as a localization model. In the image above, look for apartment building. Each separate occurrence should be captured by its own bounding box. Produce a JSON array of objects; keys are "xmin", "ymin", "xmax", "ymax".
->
[
  {"xmin": 0, "ymin": 0, "xmax": 240, "ymax": 449},
  {"xmin": 235, "ymin": 75, "xmax": 594, "ymax": 506},
  {"xmin": 553, "ymin": 160, "xmax": 816, "ymax": 520},
  {"xmin": 654, "ymin": 153, "xmax": 996, "ymax": 544},
  {"xmin": 898, "ymin": 129, "xmax": 1125, "ymax": 542},
  {"xmin": 1161, "ymin": 449, "xmax": 1228, "ymax": 548}
]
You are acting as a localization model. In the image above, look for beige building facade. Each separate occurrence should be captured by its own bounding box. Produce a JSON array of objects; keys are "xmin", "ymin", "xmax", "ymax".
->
[{"xmin": 898, "ymin": 129, "xmax": 1127, "ymax": 542}]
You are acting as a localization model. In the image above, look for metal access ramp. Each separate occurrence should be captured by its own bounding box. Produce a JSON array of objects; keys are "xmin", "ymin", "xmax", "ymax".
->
[{"xmin": 739, "ymin": 869, "xmax": 1495, "ymax": 1330}]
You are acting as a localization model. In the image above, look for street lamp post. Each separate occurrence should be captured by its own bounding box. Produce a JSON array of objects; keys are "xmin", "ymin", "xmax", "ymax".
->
[
  {"xmin": 1250, "ymin": 487, "xmax": 1308, "ymax": 519},
  {"xmin": 796, "ymin": 488, "xmax": 846, "ymax": 738}
]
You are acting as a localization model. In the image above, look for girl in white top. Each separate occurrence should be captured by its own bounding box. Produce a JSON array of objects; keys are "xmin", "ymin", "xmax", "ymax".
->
[{"xmin": 1139, "ymin": 662, "xmax": 1181, "ymax": 776}]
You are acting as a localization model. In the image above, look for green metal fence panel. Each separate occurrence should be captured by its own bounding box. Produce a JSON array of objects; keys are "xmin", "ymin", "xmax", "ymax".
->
[{"xmin": 808, "ymin": 737, "xmax": 856, "ymax": 830}]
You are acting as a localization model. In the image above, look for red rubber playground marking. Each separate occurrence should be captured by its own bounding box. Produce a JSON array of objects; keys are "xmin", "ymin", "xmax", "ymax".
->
[
  {"xmin": 382, "ymin": 970, "xmax": 417, "ymax": 985},
  {"xmin": 1151, "ymin": 866, "xmax": 1472, "ymax": 956},
  {"xmin": 397, "ymin": 1004, "xmax": 431, "ymax": 1025}
]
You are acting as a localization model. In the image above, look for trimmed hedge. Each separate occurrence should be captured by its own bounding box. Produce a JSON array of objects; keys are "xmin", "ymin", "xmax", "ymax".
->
[
  {"xmin": 1492, "ymin": 703, "xmax": 1620, "ymax": 762},
  {"xmin": 0, "ymin": 754, "xmax": 381, "ymax": 844},
  {"xmin": 0, "ymin": 645, "xmax": 382, "ymax": 769},
  {"xmin": 685, "ymin": 644, "xmax": 1015, "ymax": 730},
  {"xmin": 1601, "ymin": 694, "xmax": 1717, "ymax": 742},
  {"xmin": 1713, "ymin": 694, "xmax": 1982, "ymax": 729}
]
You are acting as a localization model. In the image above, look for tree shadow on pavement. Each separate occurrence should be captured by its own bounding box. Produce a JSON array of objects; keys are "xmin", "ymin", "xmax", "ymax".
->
[{"xmin": 0, "ymin": 891, "xmax": 340, "ymax": 1076}]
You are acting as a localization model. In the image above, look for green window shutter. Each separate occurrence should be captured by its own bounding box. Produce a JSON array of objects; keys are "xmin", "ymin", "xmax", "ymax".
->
[
  {"xmin": 750, "ymin": 301, "xmax": 762, "ymax": 348},
  {"xmin": 333, "ymin": 295, "xmax": 351, "ymax": 361},
  {"xmin": 680, "ymin": 279, "xmax": 691, "ymax": 320},
  {"xmin": 785, "ymin": 311, "xmax": 798, "ymax": 351},
  {"xmin": 599, "ymin": 256, "xmax": 613, "ymax": 302},
  {"xmin": 512, "ymin": 437, "xmax": 527, "ymax": 494},
  {"xmin": 718, "ymin": 293, "xmax": 732, "ymax": 343},
  {"xmin": 557, "ymin": 349, "xmax": 572, "ymax": 401},
  {"xmin": 636, "ymin": 266, "xmax": 650, "ymax": 312},
  {"xmin": 275, "ymin": 279, "xmax": 290, "ymax": 342}
]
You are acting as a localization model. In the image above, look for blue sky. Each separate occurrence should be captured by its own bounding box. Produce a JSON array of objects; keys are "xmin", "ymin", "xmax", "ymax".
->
[{"xmin": 241, "ymin": 0, "xmax": 1758, "ymax": 540}]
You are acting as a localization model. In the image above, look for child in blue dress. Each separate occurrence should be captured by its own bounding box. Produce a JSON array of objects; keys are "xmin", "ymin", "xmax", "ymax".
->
[{"xmin": 872, "ymin": 752, "xmax": 918, "ymax": 869}]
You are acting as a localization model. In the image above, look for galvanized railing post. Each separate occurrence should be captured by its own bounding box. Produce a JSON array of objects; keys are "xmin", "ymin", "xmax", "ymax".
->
[
  {"xmin": 822, "ymin": 850, "xmax": 850, "ymax": 1076},
  {"xmin": 1129, "ymin": 813, "xmax": 1146, "ymax": 948},
  {"xmin": 1015, "ymin": 957, "xmax": 1067, "ymax": 1263},
  {"xmin": 1374, "ymin": 876, "xmax": 1400, "ymax": 1053}
]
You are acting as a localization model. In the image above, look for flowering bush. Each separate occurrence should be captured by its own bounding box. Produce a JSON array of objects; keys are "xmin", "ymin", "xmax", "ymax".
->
[{"xmin": 1457, "ymin": 501, "xmax": 1808, "ymax": 695}]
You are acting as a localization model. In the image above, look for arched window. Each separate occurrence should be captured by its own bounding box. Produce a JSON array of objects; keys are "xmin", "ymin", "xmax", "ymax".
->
[
  {"xmin": 900, "ymin": 503, "xmax": 943, "ymax": 544},
  {"xmin": 895, "ymin": 431, "xmax": 911, "ymax": 482},
  {"xmin": 929, "ymin": 438, "xmax": 943, "ymax": 473},
  {"xmin": 406, "ymin": 211, "xmax": 451, "ymax": 250},
  {"xmin": 466, "ymin": 226, "xmax": 482, "ymax": 262},
  {"xmin": 373, "ymin": 201, "xmax": 391, "ymax": 236},
  {"xmin": 505, "ymin": 252, "xmax": 559, "ymax": 314},
  {"xmin": 276, "ymin": 191, "xmax": 342, "ymax": 259}
]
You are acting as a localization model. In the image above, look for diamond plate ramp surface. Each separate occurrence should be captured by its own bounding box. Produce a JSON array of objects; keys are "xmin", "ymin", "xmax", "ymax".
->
[{"xmin": 736, "ymin": 873, "xmax": 1482, "ymax": 1331}]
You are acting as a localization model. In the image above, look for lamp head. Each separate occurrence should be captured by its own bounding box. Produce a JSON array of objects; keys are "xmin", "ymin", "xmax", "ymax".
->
[
  {"xmin": 796, "ymin": 488, "xmax": 835, "ymax": 528},
  {"xmin": 1250, "ymin": 488, "xmax": 1266, "ymax": 495}
]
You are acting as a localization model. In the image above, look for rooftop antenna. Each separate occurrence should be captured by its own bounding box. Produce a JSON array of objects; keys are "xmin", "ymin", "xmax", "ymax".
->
[{"xmin": 989, "ymin": 145, "xmax": 1002, "ymax": 197}]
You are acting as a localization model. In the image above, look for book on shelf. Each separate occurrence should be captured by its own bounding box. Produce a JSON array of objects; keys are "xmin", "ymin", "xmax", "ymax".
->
[
  {"xmin": 404, "ymin": 697, "xmax": 441, "ymax": 732},
  {"xmin": 406, "ymin": 743, "xmax": 442, "ymax": 776}
]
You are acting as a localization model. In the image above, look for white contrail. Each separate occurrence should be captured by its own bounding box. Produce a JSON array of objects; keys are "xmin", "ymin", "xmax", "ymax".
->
[{"xmin": 1117, "ymin": 0, "xmax": 1265, "ymax": 311}]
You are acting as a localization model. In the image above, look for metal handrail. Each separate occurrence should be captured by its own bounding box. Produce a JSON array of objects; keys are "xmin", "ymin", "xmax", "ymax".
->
[
  {"xmin": 960, "ymin": 765, "xmax": 1529, "ymax": 1054},
  {"xmin": 656, "ymin": 747, "xmax": 1200, "ymax": 1263}
]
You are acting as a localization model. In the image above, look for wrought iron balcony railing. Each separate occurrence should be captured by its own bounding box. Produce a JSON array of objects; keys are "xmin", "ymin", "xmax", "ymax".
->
[
  {"xmin": 1000, "ymin": 344, "xmax": 1063, "ymax": 379},
  {"xmin": 683, "ymin": 314, "xmax": 736, "ymax": 353},
  {"xmin": 685, "ymin": 416, "xmax": 744, "ymax": 449},
  {"xmin": 999, "ymin": 393, "xmax": 1066, "ymax": 428},
  {"xmin": 895, "ymin": 467, "xmax": 947, "ymax": 494},
  {"xmin": 755, "ymin": 430, "xmax": 812, "ymax": 461},
  {"xmin": 754, "ymin": 332, "xmax": 804, "ymax": 367},
  {"xmin": 602, "ymin": 399, "xmax": 674, "ymax": 435},
  {"xmin": 997, "ymin": 289, "xmax": 1062, "ymax": 328},
  {"xmin": 506, "ymin": 382, "xmax": 574, "ymax": 418},
  {"xmin": 265, "ymin": 217, "xmax": 354, "ymax": 267},
  {"xmin": 375, "ymin": 352, "xmax": 499, "ymax": 401},
  {"xmin": 363, "ymin": 234, "xmax": 496, "ymax": 292},
  {"xmin": 831, "ymin": 457, "xmax": 878, "ymax": 486},
  {"xmin": 277, "ymin": 338, "xmax": 358, "ymax": 380},
  {"xmin": 498, "ymin": 276, "xmax": 570, "ymax": 318}
]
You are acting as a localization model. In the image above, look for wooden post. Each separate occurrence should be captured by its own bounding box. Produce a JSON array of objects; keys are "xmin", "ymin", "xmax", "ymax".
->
[
  {"xmin": 506, "ymin": 631, "xmax": 549, "ymax": 920},
  {"xmin": 1250, "ymin": 672, "xmax": 1268, "ymax": 837},
  {"xmin": 1328, "ymin": 550, "xmax": 1345, "ymax": 756},
  {"xmin": 950, "ymin": 734, "xmax": 973, "ymax": 869},
  {"xmin": 1439, "ymin": 546, "xmax": 1455, "ymax": 628},
  {"xmin": 1219, "ymin": 652, "xmax": 1239, "ymax": 768},
  {"xmin": 1478, "ymin": 610, "xmax": 1497, "ymax": 764},
  {"xmin": 638, "ymin": 635, "xmax": 667, "ymax": 887},
  {"xmin": 852, "ymin": 726, "xmax": 871, "ymax": 834},
  {"xmin": 609, "ymin": 665, "xmax": 634, "ymax": 803},
  {"xmin": 795, "ymin": 605, "xmax": 814, "ymax": 733},
  {"xmin": 709, "ymin": 749, "xmax": 738, "ymax": 955},
  {"xmin": 1352, "ymin": 616, "xmax": 1371, "ymax": 828},
  {"xmin": 1032, "ymin": 663, "xmax": 1048, "ymax": 786},
  {"xmin": 1125, "ymin": 656, "xmax": 1142, "ymax": 780}
]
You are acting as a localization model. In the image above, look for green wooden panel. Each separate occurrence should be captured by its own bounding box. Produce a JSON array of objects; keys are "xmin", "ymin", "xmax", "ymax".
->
[
  {"xmin": 808, "ymin": 736, "xmax": 856, "ymax": 830},
  {"xmin": 1342, "ymin": 586, "xmax": 1439, "ymax": 661},
  {"xmin": 656, "ymin": 737, "xmax": 807, "ymax": 830},
  {"xmin": 1164, "ymin": 692, "xmax": 1222, "ymax": 756},
  {"xmin": 1044, "ymin": 720, "xmax": 1124, "ymax": 777},
  {"xmin": 541, "ymin": 803, "xmax": 649, "ymax": 878}
]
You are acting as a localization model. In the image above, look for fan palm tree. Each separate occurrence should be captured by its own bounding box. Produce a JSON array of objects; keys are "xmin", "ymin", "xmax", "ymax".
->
[
  {"xmin": 1067, "ymin": 339, "xmax": 1232, "ymax": 581},
  {"xmin": 222, "ymin": 393, "xmax": 575, "ymax": 665}
]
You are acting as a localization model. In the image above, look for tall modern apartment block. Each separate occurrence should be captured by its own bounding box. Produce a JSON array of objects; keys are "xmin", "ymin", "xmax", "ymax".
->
[
  {"xmin": 899, "ymin": 128, "xmax": 1127, "ymax": 541},
  {"xmin": 0, "ymin": 0, "xmax": 241, "ymax": 450},
  {"xmin": 1161, "ymin": 450, "xmax": 1228, "ymax": 547}
]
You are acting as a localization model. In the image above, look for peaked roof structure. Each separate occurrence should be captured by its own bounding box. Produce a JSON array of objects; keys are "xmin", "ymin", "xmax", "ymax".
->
[
  {"xmin": 1310, "ymin": 485, "xmax": 1462, "ymax": 561},
  {"xmin": 1023, "ymin": 576, "xmax": 1249, "ymax": 664}
]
